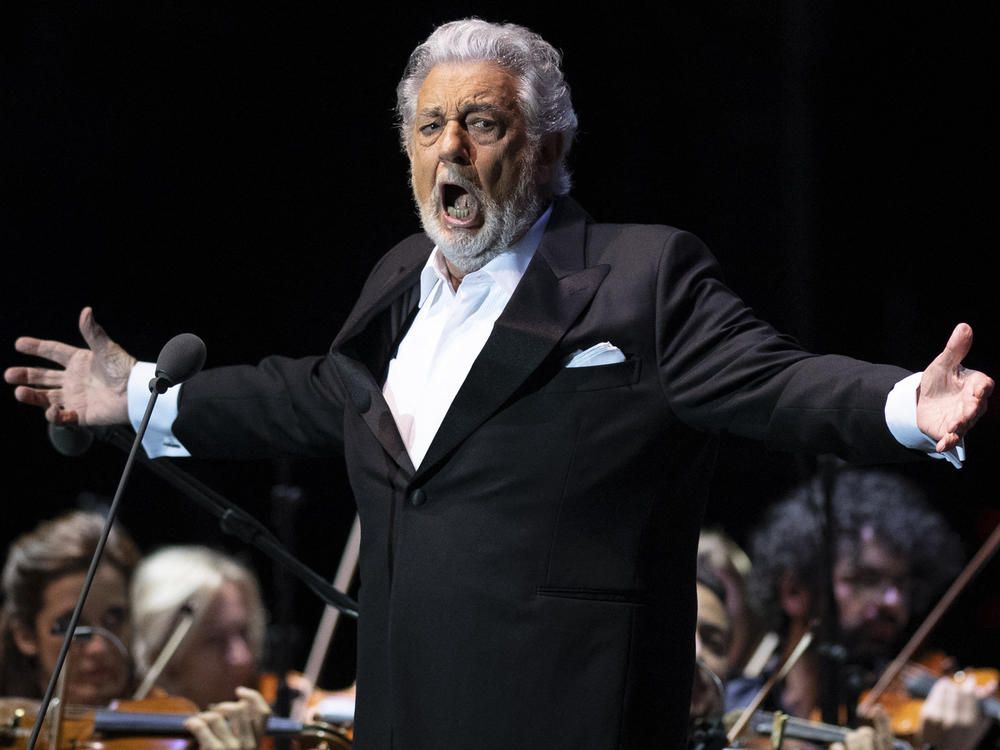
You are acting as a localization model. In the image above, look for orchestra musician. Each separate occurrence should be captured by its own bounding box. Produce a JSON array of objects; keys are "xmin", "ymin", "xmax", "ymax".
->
[
  {"xmin": 130, "ymin": 545, "xmax": 266, "ymax": 709},
  {"xmin": 733, "ymin": 467, "xmax": 997, "ymax": 749},
  {"xmin": 691, "ymin": 558, "xmax": 895, "ymax": 750},
  {"xmin": 0, "ymin": 510, "xmax": 271, "ymax": 750},
  {"xmin": 697, "ymin": 529, "xmax": 770, "ymax": 683}
]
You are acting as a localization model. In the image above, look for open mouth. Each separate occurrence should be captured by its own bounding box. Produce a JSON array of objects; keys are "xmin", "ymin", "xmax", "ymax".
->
[{"xmin": 440, "ymin": 182, "xmax": 480, "ymax": 226}]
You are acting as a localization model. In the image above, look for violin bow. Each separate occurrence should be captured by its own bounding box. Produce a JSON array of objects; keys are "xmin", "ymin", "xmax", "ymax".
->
[
  {"xmin": 726, "ymin": 623, "xmax": 817, "ymax": 743},
  {"xmin": 859, "ymin": 512, "xmax": 1000, "ymax": 716},
  {"xmin": 131, "ymin": 604, "xmax": 198, "ymax": 700},
  {"xmin": 291, "ymin": 513, "xmax": 361, "ymax": 721}
]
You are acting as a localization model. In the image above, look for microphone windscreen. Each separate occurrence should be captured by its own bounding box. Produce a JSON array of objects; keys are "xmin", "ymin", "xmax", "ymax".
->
[
  {"xmin": 48, "ymin": 423, "xmax": 94, "ymax": 457},
  {"xmin": 154, "ymin": 333, "xmax": 207, "ymax": 387}
]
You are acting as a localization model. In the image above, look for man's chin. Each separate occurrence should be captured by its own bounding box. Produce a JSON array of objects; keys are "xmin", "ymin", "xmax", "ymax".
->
[
  {"xmin": 422, "ymin": 218, "xmax": 500, "ymax": 271},
  {"xmin": 844, "ymin": 632, "xmax": 902, "ymax": 665}
]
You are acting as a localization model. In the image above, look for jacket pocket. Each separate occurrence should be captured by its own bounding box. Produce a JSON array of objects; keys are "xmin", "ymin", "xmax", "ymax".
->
[
  {"xmin": 536, "ymin": 586, "xmax": 648, "ymax": 606},
  {"xmin": 541, "ymin": 356, "xmax": 642, "ymax": 393}
]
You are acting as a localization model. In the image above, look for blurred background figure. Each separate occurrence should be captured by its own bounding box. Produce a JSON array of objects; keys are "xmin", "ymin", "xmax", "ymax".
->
[
  {"xmin": 0, "ymin": 512, "xmax": 273, "ymax": 750},
  {"xmin": 688, "ymin": 557, "xmax": 897, "ymax": 750},
  {"xmin": 0, "ymin": 509, "xmax": 139, "ymax": 705},
  {"xmin": 697, "ymin": 528, "xmax": 773, "ymax": 682},
  {"xmin": 691, "ymin": 563, "xmax": 732, "ymax": 721},
  {"xmin": 130, "ymin": 545, "xmax": 266, "ymax": 709},
  {"xmin": 734, "ymin": 466, "xmax": 995, "ymax": 749}
]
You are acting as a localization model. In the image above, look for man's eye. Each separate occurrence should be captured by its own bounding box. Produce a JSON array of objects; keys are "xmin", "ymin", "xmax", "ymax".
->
[
  {"xmin": 419, "ymin": 122, "xmax": 440, "ymax": 135},
  {"xmin": 470, "ymin": 119, "xmax": 495, "ymax": 131}
]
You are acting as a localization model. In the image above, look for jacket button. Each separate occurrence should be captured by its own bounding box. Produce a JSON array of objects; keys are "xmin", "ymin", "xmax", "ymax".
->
[{"xmin": 409, "ymin": 488, "xmax": 426, "ymax": 507}]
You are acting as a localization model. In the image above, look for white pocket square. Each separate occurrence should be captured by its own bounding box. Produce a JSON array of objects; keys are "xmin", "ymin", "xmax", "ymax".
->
[{"xmin": 564, "ymin": 342, "xmax": 626, "ymax": 368}]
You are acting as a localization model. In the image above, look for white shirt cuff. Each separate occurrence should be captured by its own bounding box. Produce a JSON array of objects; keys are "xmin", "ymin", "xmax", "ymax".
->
[
  {"xmin": 885, "ymin": 371, "xmax": 964, "ymax": 468},
  {"xmin": 127, "ymin": 362, "xmax": 191, "ymax": 458}
]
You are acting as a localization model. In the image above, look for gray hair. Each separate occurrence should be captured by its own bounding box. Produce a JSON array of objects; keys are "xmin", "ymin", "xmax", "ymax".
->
[
  {"xmin": 396, "ymin": 18, "xmax": 578, "ymax": 196},
  {"xmin": 129, "ymin": 545, "xmax": 267, "ymax": 682}
]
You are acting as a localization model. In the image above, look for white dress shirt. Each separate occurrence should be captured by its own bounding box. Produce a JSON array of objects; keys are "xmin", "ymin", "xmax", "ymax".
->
[{"xmin": 382, "ymin": 208, "xmax": 551, "ymax": 467}]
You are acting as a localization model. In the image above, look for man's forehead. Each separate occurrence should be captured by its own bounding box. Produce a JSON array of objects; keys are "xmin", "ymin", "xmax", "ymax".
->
[
  {"xmin": 416, "ymin": 60, "xmax": 521, "ymax": 113},
  {"xmin": 837, "ymin": 530, "xmax": 910, "ymax": 574}
]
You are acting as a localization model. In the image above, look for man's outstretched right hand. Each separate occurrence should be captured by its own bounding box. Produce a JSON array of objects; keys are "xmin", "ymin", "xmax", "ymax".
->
[{"xmin": 5, "ymin": 306, "xmax": 135, "ymax": 426}]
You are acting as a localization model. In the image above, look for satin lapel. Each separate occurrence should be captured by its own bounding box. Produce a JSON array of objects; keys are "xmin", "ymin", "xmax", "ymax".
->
[
  {"xmin": 415, "ymin": 198, "xmax": 608, "ymax": 479},
  {"xmin": 331, "ymin": 352, "xmax": 416, "ymax": 475},
  {"xmin": 332, "ymin": 235, "xmax": 431, "ymax": 350},
  {"xmin": 330, "ymin": 235, "xmax": 431, "ymax": 476}
]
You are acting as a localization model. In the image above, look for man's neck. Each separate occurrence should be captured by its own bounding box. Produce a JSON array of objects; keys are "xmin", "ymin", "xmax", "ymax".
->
[{"xmin": 444, "ymin": 257, "xmax": 468, "ymax": 290}]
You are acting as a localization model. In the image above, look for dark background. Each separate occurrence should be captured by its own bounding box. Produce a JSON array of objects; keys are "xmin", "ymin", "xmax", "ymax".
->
[{"xmin": 2, "ymin": 3, "xmax": 998, "ymax": 690}]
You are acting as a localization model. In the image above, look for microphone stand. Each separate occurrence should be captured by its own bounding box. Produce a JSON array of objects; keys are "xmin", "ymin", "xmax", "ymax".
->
[
  {"xmin": 95, "ymin": 426, "xmax": 359, "ymax": 619},
  {"xmin": 25, "ymin": 370, "xmax": 174, "ymax": 750},
  {"xmin": 268, "ymin": 465, "xmax": 303, "ymax": 737},
  {"xmin": 816, "ymin": 457, "xmax": 854, "ymax": 727}
]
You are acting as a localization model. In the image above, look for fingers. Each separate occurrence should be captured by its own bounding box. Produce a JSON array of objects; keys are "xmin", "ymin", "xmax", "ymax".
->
[
  {"xmin": 11, "ymin": 384, "xmax": 55, "ymax": 408},
  {"xmin": 934, "ymin": 370, "xmax": 995, "ymax": 452},
  {"xmin": 870, "ymin": 705, "xmax": 893, "ymax": 750},
  {"xmin": 184, "ymin": 707, "xmax": 251, "ymax": 750},
  {"xmin": 234, "ymin": 687, "xmax": 270, "ymax": 741},
  {"xmin": 13, "ymin": 387, "xmax": 78, "ymax": 425},
  {"xmin": 11, "ymin": 336, "xmax": 79, "ymax": 368},
  {"xmin": 933, "ymin": 323, "xmax": 974, "ymax": 372},
  {"xmin": 974, "ymin": 676, "xmax": 999, "ymax": 700},
  {"xmin": 185, "ymin": 710, "xmax": 239, "ymax": 750},
  {"xmin": 5, "ymin": 366, "xmax": 66, "ymax": 388},
  {"xmin": 13, "ymin": 389, "xmax": 80, "ymax": 425},
  {"xmin": 923, "ymin": 676, "xmax": 978, "ymax": 728},
  {"xmin": 184, "ymin": 689, "xmax": 270, "ymax": 750},
  {"xmin": 936, "ymin": 432, "xmax": 961, "ymax": 454},
  {"xmin": 79, "ymin": 306, "xmax": 113, "ymax": 357},
  {"xmin": 7, "ymin": 307, "xmax": 105, "ymax": 370},
  {"xmin": 844, "ymin": 725, "xmax": 874, "ymax": 750}
]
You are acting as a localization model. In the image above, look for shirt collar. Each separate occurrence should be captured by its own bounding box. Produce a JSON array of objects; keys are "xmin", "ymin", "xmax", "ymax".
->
[{"xmin": 418, "ymin": 204, "xmax": 553, "ymax": 306}]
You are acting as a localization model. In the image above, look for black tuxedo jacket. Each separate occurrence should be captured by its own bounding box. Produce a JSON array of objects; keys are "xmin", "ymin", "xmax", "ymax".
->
[{"xmin": 174, "ymin": 197, "xmax": 916, "ymax": 749}]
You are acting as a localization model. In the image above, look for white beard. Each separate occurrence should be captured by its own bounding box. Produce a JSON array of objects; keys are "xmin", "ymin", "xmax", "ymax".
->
[{"xmin": 413, "ymin": 158, "xmax": 542, "ymax": 274}]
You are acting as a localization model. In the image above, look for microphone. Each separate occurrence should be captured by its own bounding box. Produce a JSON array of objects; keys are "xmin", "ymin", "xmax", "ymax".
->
[
  {"xmin": 149, "ymin": 332, "xmax": 206, "ymax": 394},
  {"xmin": 48, "ymin": 422, "xmax": 96, "ymax": 456}
]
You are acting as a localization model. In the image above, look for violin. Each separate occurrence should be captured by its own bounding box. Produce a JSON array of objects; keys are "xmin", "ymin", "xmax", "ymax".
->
[
  {"xmin": 857, "ymin": 653, "xmax": 1000, "ymax": 739},
  {"xmin": 722, "ymin": 708, "xmax": 914, "ymax": 750},
  {"xmin": 0, "ymin": 696, "xmax": 351, "ymax": 750},
  {"xmin": 256, "ymin": 673, "xmax": 355, "ymax": 736}
]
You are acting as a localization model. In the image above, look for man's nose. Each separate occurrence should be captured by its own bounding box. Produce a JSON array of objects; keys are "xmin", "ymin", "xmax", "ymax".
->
[
  {"xmin": 438, "ymin": 121, "xmax": 471, "ymax": 166},
  {"xmin": 879, "ymin": 584, "xmax": 902, "ymax": 607}
]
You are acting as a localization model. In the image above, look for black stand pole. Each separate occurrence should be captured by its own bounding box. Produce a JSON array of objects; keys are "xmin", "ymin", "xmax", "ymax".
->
[
  {"xmin": 95, "ymin": 426, "xmax": 358, "ymax": 618},
  {"xmin": 25, "ymin": 382, "xmax": 165, "ymax": 750}
]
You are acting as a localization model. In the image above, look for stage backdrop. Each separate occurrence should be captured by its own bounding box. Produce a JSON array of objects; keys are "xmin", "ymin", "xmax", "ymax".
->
[{"xmin": 3, "ymin": 3, "xmax": 997, "ymax": 683}]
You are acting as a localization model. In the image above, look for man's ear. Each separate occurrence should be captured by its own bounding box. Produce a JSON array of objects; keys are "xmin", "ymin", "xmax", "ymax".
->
[
  {"xmin": 12, "ymin": 620, "xmax": 38, "ymax": 657},
  {"xmin": 534, "ymin": 132, "xmax": 563, "ymax": 188},
  {"xmin": 779, "ymin": 571, "xmax": 812, "ymax": 623}
]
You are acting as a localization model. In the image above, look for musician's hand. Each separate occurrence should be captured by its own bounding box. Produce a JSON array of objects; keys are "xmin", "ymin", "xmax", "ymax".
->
[
  {"xmin": 184, "ymin": 687, "xmax": 271, "ymax": 750},
  {"xmin": 830, "ymin": 706, "xmax": 893, "ymax": 750},
  {"xmin": 4, "ymin": 306, "xmax": 135, "ymax": 425},
  {"xmin": 918, "ymin": 675, "xmax": 995, "ymax": 750},
  {"xmin": 916, "ymin": 323, "xmax": 994, "ymax": 454}
]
